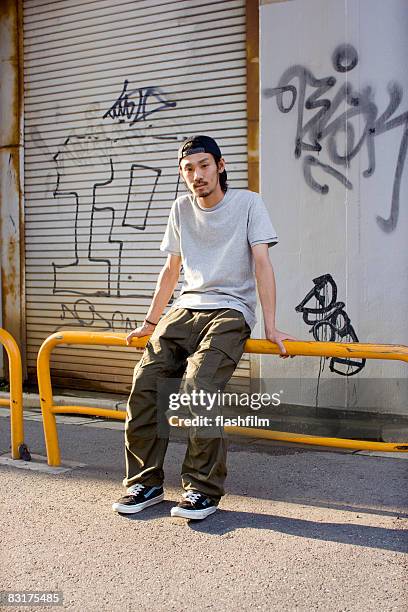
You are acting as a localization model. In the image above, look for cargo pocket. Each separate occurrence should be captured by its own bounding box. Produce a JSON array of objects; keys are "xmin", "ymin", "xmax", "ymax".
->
[{"xmin": 206, "ymin": 310, "xmax": 251, "ymax": 366}]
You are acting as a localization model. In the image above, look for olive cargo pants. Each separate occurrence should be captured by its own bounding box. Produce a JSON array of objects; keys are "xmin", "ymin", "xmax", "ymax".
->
[{"xmin": 124, "ymin": 307, "xmax": 251, "ymax": 502}]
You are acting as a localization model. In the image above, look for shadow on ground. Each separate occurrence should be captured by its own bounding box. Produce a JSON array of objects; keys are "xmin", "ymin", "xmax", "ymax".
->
[{"xmin": 1, "ymin": 417, "xmax": 408, "ymax": 529}]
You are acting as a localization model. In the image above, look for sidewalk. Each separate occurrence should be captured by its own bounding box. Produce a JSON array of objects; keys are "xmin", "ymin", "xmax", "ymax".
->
[{"xmin": 0, "ymin": 410, "xmax": 407, "ymax": 612}]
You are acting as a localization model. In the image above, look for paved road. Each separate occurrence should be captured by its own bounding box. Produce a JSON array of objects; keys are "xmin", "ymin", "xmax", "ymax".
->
[{"xmin": 1, "ymin": 413, "xmax": 407, "ymax": 611}]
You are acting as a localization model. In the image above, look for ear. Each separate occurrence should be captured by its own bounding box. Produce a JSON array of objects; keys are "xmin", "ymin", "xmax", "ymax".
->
[{"xmin": 217, "ymin": 157, "xmax": 225, "ymax": 173}]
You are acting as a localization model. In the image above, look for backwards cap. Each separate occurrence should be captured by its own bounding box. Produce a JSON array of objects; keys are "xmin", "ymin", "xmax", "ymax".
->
[{"xmin": 178, "ymin": 135, "xmax": 222, "ymax": 165}]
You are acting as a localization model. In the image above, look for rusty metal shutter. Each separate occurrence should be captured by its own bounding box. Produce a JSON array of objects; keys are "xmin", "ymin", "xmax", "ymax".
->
[{"xmin": 23, "ymin": 0, "xmax": 250, "ymax": 394}]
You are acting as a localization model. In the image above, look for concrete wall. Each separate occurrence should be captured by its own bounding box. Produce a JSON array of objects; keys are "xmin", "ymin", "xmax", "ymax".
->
[{"xmin": 259, "ymin": 0, "xmax": 408, "ymax": 412}]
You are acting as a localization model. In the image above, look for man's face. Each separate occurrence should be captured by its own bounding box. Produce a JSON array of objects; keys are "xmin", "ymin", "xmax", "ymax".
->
[{"xmin": 179, "ymin": 152, "xmax": 224, "ymax": 198}]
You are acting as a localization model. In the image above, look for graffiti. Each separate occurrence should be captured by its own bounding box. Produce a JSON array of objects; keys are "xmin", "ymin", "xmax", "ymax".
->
[
  {"xmin": 54, "ymin": 299, "xmax": 140, "ymax": 332},
  {"xmin": 55, "ymin": 295, "xmax": 177, "ymax": 333},
  {"xmin": 264, "ymin": 43, "xmax": 408, "ymax": 232},
  {"xmin": 27, "ymin": 85, "xmax": 183, "ymax": 329},
  {"xmin": 27, "ymin": 101, "xmax": 179, "ymax": 170},
  {"xmin": 123, "ymin": 163, "xmax": 161, "ymax": 231},
  {"xmin": 295, "ymin": 273, "xmax": 366, "ymax": 376},
  {"xmin": 52, "ymin": 136, "xmax": 163, "ymax": 298},
  {"xmin": 103, "ymin": 80, "xmax": 177, "ymax": 127},
  {"xmin": 47, "ymin": 83, "xmax": 183, "ymax": 298}
]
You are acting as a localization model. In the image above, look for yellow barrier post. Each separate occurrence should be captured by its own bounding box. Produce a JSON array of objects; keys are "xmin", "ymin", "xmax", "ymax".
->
[
  {"xmin": 37, "ymin": 331, "xmax": 408, "ymax": 466},
  {"xmin": 0, "ymin": 328, "xmax": 24, "ymax": 459},
  {"xmin": 37, "ymin": 332, "xmax": 147, "ymax": 466}
]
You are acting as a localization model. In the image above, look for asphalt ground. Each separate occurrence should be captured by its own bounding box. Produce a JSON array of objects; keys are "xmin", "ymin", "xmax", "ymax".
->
[{"xmin": 0, "ymin": 410, "xmax": 407, "ymax": 612}]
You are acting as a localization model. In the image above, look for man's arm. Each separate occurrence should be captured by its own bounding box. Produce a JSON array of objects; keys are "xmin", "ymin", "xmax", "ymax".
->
[
  {"xmin": 126, "ymin": 253, "xmax": 182, "ymax": 345},
  {"xmin": 252, "ymin": 243, "xmax": 296, "ymax": 357}
]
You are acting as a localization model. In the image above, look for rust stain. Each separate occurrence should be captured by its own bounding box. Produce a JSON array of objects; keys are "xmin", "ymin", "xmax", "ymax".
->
[
  {"xmin": 9, "ymin": 63, "xmax": 20, "ymax": 148},
  {"xmin": 2, "ymin": 237, "xmax": 17, "ymax": 301},
  {"xmin": 8, "ymin": 235, "xmax": 16, "ymax": 259},
  {"xmin": 0, "ymin": 149, "xmax": 22, "ymax": 323},
  {"xmin": 8, "ymin": 147, "xmax": 21, "ymax": 200},
  {"xmin": 247, "ymin": 126, "xmax": 259, "ymax": 164},
  {"xmin": 246, "ymin": 0, "xmax": 260, "ymax": 193},
  {"xmin": 0, "ymin": 5, "xmax": 23, "ymax": 354},
  {"xmin": 0, "ymin": 0, "xmax": 20, "ymax": 147},
  {"xmin": 0, "ymin": 0, "xmax": 15, "ymax": 18},
  {"xmin": 0, "ymin": 269, "xmax": 5, "ymax": 316}
]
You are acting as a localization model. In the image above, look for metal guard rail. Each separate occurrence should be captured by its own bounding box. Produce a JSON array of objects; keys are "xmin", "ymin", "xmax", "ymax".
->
[
  {"xmin": 37, "ymin": 331, "xmax": 408, "ymax": 466},
  {"xmin": 0, "ymin": 328, "xmax": 25, "ymax": 459}
]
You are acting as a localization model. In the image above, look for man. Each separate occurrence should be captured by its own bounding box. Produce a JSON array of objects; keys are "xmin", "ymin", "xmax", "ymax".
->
[{"xmin": 112, "ymin": 135, "xmax": 295, "ymax": 520}]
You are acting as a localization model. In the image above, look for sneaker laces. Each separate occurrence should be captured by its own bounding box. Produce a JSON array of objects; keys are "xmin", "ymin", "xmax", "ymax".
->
[
  {"xmin": 183, "ymin": 491, "xmax": 204, "ymax": 504},
  {"xmin": 127, "ymin": 483, "xmax": 145, "ymax": 495}
]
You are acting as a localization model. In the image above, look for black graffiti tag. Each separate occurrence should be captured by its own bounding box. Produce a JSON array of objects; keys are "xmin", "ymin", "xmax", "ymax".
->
[
  {"xmin": 295, "ymin": 273, "xmax": 366, "ymax": 376},
  {"xmin": 103, "ymin": 80, "xmax": 176, "ymax": 127},
  {"xmin": 52, "ymin": 136, "xmax": 163, "ymax": 298},
  {"xmin": 264, "ymin": 44, "xmax": 408, "ymax": 233},
  {"xmin": 54, "ymin": 299, "xmax": 139, "ymax": 332},
  {"xmin": 55, "ymin": 295, "xmax": 177, "ymax": 333}
]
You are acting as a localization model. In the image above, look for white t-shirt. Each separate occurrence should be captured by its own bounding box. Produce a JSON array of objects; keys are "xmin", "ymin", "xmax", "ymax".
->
[{"xmin": 160, "ymin": 188, "xmax": 278, "ymax": 330}]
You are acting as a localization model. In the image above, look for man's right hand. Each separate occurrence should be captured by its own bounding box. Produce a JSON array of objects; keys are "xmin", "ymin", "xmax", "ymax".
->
[{"xmin": 126, "ymin": 321, "xmax": 156, "ymax": 348}]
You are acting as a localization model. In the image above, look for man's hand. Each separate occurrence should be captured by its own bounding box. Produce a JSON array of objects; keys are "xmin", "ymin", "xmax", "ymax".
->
[
  {"xmin": 265, "ymin": 327, "xmax": 297, "ymax": 359},
  {"xmin": 126, "ymin": 321, "xmax": 156, "ymax": 349}
]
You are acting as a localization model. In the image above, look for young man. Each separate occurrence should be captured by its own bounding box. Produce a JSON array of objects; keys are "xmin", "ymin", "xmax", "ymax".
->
[{"xmin": 112, "ymin": 135, "xmax": 295, "ymax": 520}]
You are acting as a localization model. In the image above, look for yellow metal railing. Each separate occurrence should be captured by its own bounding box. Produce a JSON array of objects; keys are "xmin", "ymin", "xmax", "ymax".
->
[
  {"xmin": 0, "ymin": 328, "xmax": 25, "ymax": 459},
  {"xmin": 37, "ymin": 331, "xmax": 408, "ymax": 466}
]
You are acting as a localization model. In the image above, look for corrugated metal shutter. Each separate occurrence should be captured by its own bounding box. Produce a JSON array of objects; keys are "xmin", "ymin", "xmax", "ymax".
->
[{"xmin": 23, "ymin": 0, "xmax": 250, "ymax": 395}]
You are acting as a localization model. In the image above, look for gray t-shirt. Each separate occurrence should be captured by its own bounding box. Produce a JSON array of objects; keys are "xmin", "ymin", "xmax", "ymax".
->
[{"xmin": 159, "ymin": 188, "xmax": 278, "ymax": 330}]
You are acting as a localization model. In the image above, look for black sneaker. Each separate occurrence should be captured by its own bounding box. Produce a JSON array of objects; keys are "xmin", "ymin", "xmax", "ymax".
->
[
  {"xmin": 112, "ymin": 483, "xmax": 164, "ymax": 514},
  {"xmin": 170, "ymin": 491, "xmax": 217, "ymax": 519}
]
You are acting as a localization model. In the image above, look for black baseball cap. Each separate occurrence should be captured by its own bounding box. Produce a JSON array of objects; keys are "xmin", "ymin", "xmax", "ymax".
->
[{"xmin": 178, "ymin": 135, "xmax": 222, "ymax": 165}]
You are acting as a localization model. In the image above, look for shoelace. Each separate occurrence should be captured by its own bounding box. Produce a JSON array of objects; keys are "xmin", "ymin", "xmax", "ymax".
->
[
  {"xmin": 183, "ymin": 491, "xmax": 204, "ymax": 504},
  {"xmin": 127, "ymin": 483, "xmax": 145, "ymax": 495}
]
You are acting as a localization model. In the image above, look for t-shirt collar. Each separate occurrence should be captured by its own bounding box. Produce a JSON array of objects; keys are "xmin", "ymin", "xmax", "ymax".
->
[{"xmin": 192, "ymin": 188, "xmax": 232, "ymax": 212}]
